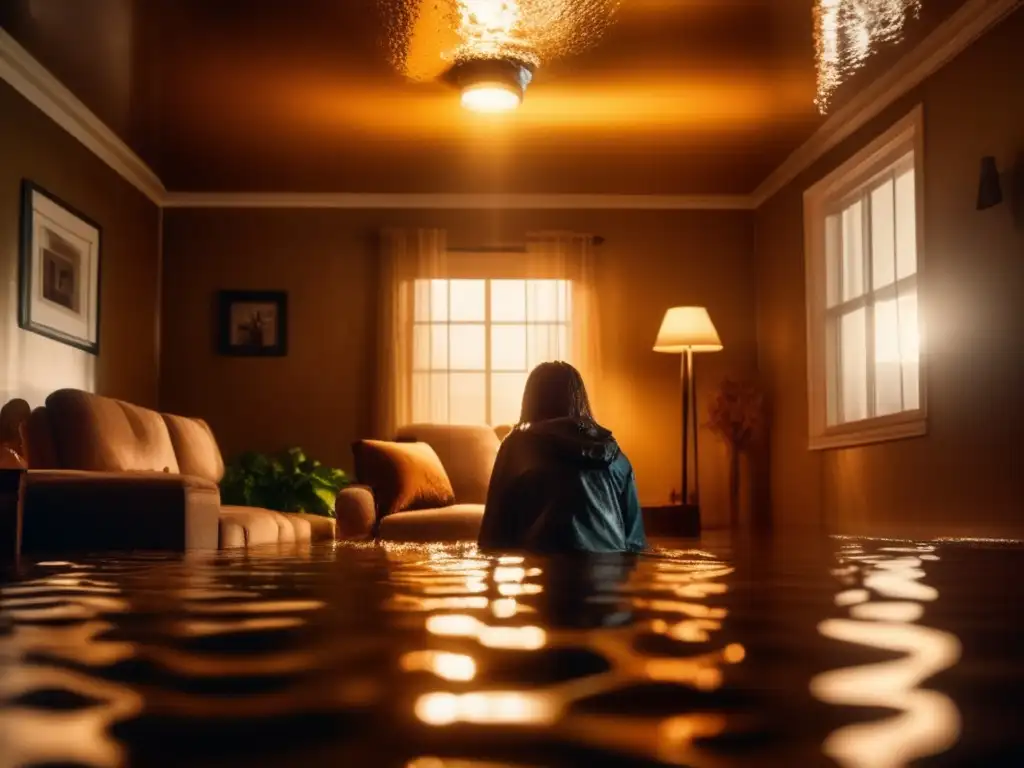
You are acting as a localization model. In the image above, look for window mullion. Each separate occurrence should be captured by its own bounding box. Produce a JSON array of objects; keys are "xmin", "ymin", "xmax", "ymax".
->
[
  {"xmin": 833, "ymin": 213, "xmax": 844, "ymax": 426},
  {"xmin": 892, "ymin": 176, "xmax": 906, "ymax": 410}
]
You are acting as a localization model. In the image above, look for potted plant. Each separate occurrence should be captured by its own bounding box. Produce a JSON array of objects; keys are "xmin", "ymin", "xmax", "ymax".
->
[
  {"xmin": 220, "ymin": 447, "xmax": 349, "ymax": 517},
  {"xmin": 706, "ymin": 378, "xmax": 765, "ymax": 528}
]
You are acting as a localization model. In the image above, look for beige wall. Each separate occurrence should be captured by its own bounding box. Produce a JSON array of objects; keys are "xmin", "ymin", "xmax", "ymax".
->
[
  {"xmin": 160, "ymin": 208, "xmax": 757, "ymax": 525},
  {"xmin": 0, "ymin": 81, "xmax": 161, "ymax": 409},
  {"xmin": 755, "ymin": 9, "xmax": 1024, "ymax": 538}
]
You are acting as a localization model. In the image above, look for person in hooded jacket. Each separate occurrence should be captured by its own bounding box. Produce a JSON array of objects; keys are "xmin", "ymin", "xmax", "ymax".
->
[{"xmin": 478, "ymin": 361, "xmax": 647, "ymax": 553}]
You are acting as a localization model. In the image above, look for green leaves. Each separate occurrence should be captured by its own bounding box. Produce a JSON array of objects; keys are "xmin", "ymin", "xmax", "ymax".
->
[{"xmin": 219, "ymin": 447, "xmax": 350, "ymax": 518}]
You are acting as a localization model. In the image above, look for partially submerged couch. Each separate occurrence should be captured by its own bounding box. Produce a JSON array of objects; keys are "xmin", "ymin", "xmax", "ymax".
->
[
  {"xmin": 13, "ymin": 389, "xmax": 335, "ymax": 551},
  {"xmin": 337, "ymin": 423, "xmax": 502, "ymax": 542}
]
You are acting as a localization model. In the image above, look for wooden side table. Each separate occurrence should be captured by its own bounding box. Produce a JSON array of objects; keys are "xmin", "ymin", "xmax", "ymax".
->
[{"xmin": 642, "ymin": 503, "xmax": 700, "ymax": 538}]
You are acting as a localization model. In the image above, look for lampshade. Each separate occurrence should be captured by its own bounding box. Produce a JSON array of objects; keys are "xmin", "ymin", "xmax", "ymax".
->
[{"xmin": 653, "ymin": 307, "xmax": 723, "ymax": 353}]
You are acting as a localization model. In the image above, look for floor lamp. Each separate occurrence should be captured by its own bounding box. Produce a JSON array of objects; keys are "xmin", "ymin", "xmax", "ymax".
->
[{"xmin": 653, "ymin": 307, "xmax": 722, "ymax": 512}]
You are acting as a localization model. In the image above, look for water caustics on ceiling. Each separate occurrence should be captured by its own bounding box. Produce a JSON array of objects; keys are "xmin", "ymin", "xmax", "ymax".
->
[
  {"xmin": 814, "ymin": 0, "xmax": 923, "ymax": 112},
  {"xmin": 380, "ymin": 0, "xmax": 621, "ymax": 82}
]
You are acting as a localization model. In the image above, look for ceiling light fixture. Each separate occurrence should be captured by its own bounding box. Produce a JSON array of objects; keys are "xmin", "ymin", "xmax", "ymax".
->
[
  {"xmin": 380, "ymin": 0, "xmax": 619, "ymax": 113},
  {"xmin": 448, "ymin": 56, "xmax": 533, "ymax": 113}
]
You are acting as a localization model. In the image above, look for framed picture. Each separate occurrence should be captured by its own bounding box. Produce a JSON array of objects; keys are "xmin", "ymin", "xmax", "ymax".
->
[
  {"xmin": 19, "ymin": 181, "xmax": 102, "ymax": 354},
  {"xmin": 217, "ymin": 290, "xmax": 288, "ymax": 357}
]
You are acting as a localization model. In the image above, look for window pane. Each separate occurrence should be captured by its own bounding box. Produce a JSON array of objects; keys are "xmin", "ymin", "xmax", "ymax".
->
[
  {"xmin": 899, "ymin": 288, "xmax": 921, "ymax": 410},
  {"xmin": 413, "ymin": 324, "xmax": 449, "ymax": 370},
  {"xmin": 491, "ymin": 372, "xmax": 527, "ymax": 426},
  {"xmin": 433, "ymin": 280, "xmax": 450, "ymax": 322},
  {"xmin": 842, "ymin": 200, "xmax": 864, "ymax": 301},
  {"xmin": 492, "ymin": 280, "xmax": 526, "ymax": 322},
  {"xmin": 450, "ymin": 373, "xmax": 486, "ymax": 424},
  {"xmin": 528, "ymin": 324, "xmax": 569, "ymax": 369},
  {"xmin": 874, "ymin": 298, "xmax": 903, "ymax": 416},
  {"xmin": 839, "ymin": 308, "xmax": 868, "ymax": 423},
  {"xmin": 449, "ymin": 324, "xmax": 485, "ymax": 370},
  {"xmin": 527, "ymin": 280, "xmax": 560, "ymax": 322},
  {"xmin": 413, "ymin": 372, "xmax": 448, "ymax": 423},
  {"xmin": 492, "ymin": 325, "xmax": 527, "ymax": 371},
  {"xmin": 871, "ymin": 178, "xmax": 896, "ymax": 289},
  {"xmin": 825, "ymin": 214, "xmax": 841, "ymax": 308},
  {"xmin": 431, "ymin": 324, "xmax": 448, "ymax": 368},
  {"xmin": 895, "ymin": 166, "xmax": 917, "ymax": 280},
  {"xmin": 450, "ymin": 279, "xmax": 485, "ymax": 321},
  {"xmin": 414, "ymin": 324, "xmax": 429, "ymax": 370}
]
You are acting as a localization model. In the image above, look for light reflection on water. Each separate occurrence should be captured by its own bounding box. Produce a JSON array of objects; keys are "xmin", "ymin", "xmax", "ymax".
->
[
  {"xmin": 0, "ymin": 538, "xmax": 1013, "ymax": 766},
  {"xmin": 811, "ymin": 542, "xmax": 962, "ymax": 768}
]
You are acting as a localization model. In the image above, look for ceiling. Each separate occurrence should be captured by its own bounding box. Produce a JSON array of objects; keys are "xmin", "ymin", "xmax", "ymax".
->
[{"xmin": 0, "ymin": 0, "xmax": 969, "ymax": 195}]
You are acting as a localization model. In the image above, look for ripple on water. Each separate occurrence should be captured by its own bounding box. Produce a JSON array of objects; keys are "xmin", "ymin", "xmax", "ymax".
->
[{"xmin": 0, "ymin": 538, "xmax": 1013, "ymax": 766}]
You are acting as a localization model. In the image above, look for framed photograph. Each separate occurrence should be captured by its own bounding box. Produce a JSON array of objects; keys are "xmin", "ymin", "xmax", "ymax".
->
[
  {"xmin": 19, "ymin": 181, "xmax": 102, "ymax": 354},
  {"xmin": 217, "ymin": 290, "xmax": 288, "ymax": 357}
]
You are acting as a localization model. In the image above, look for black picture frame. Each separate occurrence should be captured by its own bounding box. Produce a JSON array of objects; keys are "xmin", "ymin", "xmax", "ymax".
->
[
  {"xmin": 217, "ymin": 290, "xmax": 288, "ymax": 357},
  {"xmin": 19, "ymin": 180, "xmax": 103, "ymax": 355}
]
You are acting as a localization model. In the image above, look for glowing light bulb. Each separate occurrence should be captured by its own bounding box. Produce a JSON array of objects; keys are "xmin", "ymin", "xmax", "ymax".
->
[{"xmin": 461, "ymin": 82, "xmax": 521, "ymax": 113}]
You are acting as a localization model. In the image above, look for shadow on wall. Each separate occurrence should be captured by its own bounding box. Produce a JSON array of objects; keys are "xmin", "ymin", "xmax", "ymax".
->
[{"xmin": 0, "ymin": 326, "xmax": 96, "ymax": 409}]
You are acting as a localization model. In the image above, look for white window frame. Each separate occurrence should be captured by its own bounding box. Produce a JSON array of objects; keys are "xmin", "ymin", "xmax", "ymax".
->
[
  {"xmin": 410, "ymin": 271, "xmax": 573, "ymax": 427},
  {"xmin": 803, "ymin": 105, "xmax": 927, "ymax": 450}
]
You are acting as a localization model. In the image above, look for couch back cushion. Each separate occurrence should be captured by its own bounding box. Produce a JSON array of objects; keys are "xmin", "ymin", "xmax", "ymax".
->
[
  {"xmin": 394, "ymin": 424, "xmax": 500, "ymax": 504},
  {"xmin": 352, "ymin": 439, "xmax": 456, "ymax": 518},
  {"xmin": 162, "ymin": 413, "xmax": 225, "ymax": 484},
  {"xmin": 44, "ymin": 389, "xmax": 180, "ymax": 473}
]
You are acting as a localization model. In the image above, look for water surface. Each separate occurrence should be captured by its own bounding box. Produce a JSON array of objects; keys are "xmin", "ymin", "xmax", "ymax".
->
[{"xmin": 2, "ymin": 536, "xmax": 1022, "ymax": 767}]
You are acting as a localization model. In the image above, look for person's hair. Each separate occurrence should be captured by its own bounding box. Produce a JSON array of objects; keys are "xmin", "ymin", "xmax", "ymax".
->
[{"xmin": 518, "ymin": 361, "xmax": 594, "ymax": 425}]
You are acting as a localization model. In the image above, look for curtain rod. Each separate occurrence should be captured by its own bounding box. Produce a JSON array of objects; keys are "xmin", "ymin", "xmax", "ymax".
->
[{"xmin": 448, "ymin": 235, "xmax": 605, "ymax": 254}]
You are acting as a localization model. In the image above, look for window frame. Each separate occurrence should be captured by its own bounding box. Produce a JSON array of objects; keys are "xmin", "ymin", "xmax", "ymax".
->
[
  {"xmin": 409, "ymin": 273, "xmax": 573, "ymax": 427},
  {"xmin": 803, "ymin": 105, "xmax": 927, "ymax": 451}
]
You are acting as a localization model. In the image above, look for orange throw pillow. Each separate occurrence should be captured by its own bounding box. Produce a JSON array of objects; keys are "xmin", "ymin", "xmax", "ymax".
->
[{"xmin": 352, "ymin": 439, "xmax": 456, "ymax": 518}]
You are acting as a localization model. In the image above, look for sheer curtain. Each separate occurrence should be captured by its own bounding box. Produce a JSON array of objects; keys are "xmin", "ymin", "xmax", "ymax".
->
[
  {"xmin": 376, "ymin": 228, "xmax": 447, "ymax": 438},
  {"xmin": 525, "ymin": 232, "xmax": 604, "ymax": 416}
]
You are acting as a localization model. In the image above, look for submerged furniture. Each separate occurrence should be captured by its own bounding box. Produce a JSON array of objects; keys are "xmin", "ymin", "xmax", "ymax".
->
[
  {"xmin": 338, "ymin": 423, "xmax": 502, "ymax": 543},
  {"xmin": 12, "ymin": 389, "xmax": 336, "ymax": 551}
]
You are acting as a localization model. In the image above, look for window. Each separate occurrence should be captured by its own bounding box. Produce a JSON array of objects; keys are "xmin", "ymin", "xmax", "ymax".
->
[
  {"xmin": 412, "ymin": 278, "xmax": 571, "ymax": 426},
  {"xmin": 804, "ymin": 107, "xmax": 925, "ymax": 449}
]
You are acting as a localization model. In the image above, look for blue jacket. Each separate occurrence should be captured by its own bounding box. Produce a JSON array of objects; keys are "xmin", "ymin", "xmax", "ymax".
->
[{"xmin": 478, "ymin": 418, "xmax": 647, "ymax": 553}]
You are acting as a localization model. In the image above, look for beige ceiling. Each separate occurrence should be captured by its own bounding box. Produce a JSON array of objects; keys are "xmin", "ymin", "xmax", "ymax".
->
[{"xmin": 0, "ymin": 0, "xmax": 966, "ymax": 194}]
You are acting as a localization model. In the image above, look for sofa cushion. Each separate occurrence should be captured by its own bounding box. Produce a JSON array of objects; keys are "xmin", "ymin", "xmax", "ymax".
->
[
  {"xmin": 163, "ymin": 413, "xmax": 225, "ymax": 484},
  {"xmin": 394, "ymin": 424, "xmax": 500, "ymax": 504},
  {"xmin": 352, "ymin": 439, "xmax": 455, "ymax": 518},
  {"xmin": 377, "ymin": 504, "xmax": 484, "ymax": 542},
  {"xmin": 45, "ymin": 389, "xmax": 180, "ymax": 473}
]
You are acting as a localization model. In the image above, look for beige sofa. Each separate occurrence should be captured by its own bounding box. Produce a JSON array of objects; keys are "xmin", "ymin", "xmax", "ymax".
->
[
  {"xmin": 337, "ymin": 423, "xmax": 502, "ymax": 542},
  {"xmin": 12, "ymin": 389, "xmax": 336, "ymax": 552}
]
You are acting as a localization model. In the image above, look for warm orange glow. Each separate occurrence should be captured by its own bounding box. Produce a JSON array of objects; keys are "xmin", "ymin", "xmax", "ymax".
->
[
  {"xmin": 400, "ymin": 650, "xmax": 477, "ymax": 682},
  {"xmin": 414, "ymin": 690, "xmax": 555, "ymax": 726},
  {"xmin": 461, "ymin": 82, "xmax": 521, "ymax": 113},
  {"xmin": 653, "ymin": 307, "xmax": 723, "ymax": 353}
]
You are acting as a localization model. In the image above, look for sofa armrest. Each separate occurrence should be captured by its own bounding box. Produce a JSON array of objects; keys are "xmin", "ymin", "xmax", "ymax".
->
[
  {"xmin": 21, "ymin": 470, "xmax": 221, "ymax": 553},
  {"xmin": 336, "ymin": 485, "xmax": 376, "ymax": 540}
]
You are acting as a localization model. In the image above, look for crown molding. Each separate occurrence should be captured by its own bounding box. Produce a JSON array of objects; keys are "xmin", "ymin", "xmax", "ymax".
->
[
  {"xmin": 161, "ymin": 191, "xmax": 755, "ymax": 211},
  {"xmin": 0, "ymin": 29, "xmax": 165, "ymax": 204},
  {"xmin": 751, "ymin": 0, "xmax": 1023, "ymax": 208}
]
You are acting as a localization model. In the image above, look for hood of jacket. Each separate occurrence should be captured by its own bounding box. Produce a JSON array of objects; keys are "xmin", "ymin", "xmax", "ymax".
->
[{"xmin": 516, "ymin": 417, "xmax": 620, "ymax": 467}]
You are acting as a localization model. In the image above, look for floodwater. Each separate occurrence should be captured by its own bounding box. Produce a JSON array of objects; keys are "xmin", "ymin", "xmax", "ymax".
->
[{"xmin": 1, "ymin": 536, "xmax": 1022, "ymax": 767}]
